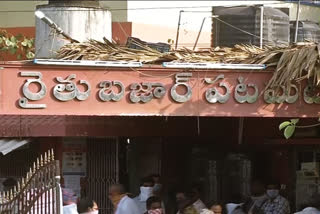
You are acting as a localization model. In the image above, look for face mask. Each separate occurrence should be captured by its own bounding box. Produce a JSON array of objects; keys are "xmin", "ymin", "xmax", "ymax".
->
[
  {"xmin": 153, "ymin": 184, "xmax": 162, "ymax": 192},
  {"xmin": 81, "ymin": 211, "xmax": 98, "ymax": 214},
  {"xmin": 140, "ymin": 186, "xmax": 153, "ymax": 201},
  {"xmin": 148, "ymin": 208, "xmax": 163, "ymax": 214},
  {"xmin": 266, "ymin": 189, "xmax": 279, "ymax": 199}
]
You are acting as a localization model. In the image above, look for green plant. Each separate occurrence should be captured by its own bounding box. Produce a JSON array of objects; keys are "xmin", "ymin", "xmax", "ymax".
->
[
  {"xmin": 0, "ymin": 30, "xmax": 35, "ymax": 60},
  {"xmin": 279, "ymin": 118, "xmax": 320, "ymax": 139}
]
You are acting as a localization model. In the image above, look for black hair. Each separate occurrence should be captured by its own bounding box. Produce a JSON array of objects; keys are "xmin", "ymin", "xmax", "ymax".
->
[
  {"xmin": 146, "ymin": 196, "xmax": 162, "ymax": 210},
  {"xmin": 77, "ymin": 198, "xmax": 96, "ymax": 213},
  {"xmin": 3, "ymin": 177, "xmax": 17, "ymax": 188},
  {"xmin": 265, "ymin": 180, "xmax": 280, "ymax": 189},
  {"xmin": 175, "ymin": 187, "xmax": 186, "ymax": 195},
  {"xmin": 208, "ymin": 201, "xmax": 226, "ymax": 214},
  {"xmin": 140, "ymin": 176, "xmax": 155, "ymax": 186},
  {"xmin": 208, "ymin": 201, "xmax": 224, "ymax": 207}
]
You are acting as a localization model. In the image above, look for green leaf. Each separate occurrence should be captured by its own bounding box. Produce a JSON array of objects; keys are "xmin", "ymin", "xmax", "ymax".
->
[
  {"xmin": 27, "ymin": 39, "xmax": 34, "ymax": 48},
  {"xmin": 284, "ymin": 125, "xmax": 295, "ymax": 139},
  {"xmin": 291, "ymin": 119, "xmax": 299, "ymax": 125},
  {"xmin": 10, "ymin": 36, "xmax": 16, "ymax": 43},
  {"xmin": 0, "ymin": 47, "xmax": 8, "ymax": 51},
  {"xmin": 17, "ymin": 54, "xmax": 22, "ymax": 60},
  {"xmin": 9, "ymin": 47, "xmax": 17, "ymax": 55},
  {"xmin": 5, "ymin": 39, "xmax": 12, "ymax": 46},
  {"xmin": 26, "ymin": 51, "xmax": 35, "ymax": 59},
  {"xmin": 279, "ymin": 121, "xmax": 291, "ymax": 130},
  {"xmin": 21, "ymin": 40, "xmax": 28, "ymax": 47},
  {"xmin": 314, "ymin": 97, "xmax": 320, "ymax": 104}
]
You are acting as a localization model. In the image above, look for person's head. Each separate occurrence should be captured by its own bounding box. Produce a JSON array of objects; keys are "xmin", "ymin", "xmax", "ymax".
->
[
  {"xmin": 146, "ymin": 196, "xmax": 162, "ymax": 210},
  {"xmin": 139, "ymin": 176, "xmax": 155, "ymax": 201},
  {"xmin": 2, "ymin": 178, "xmax": 17, "ymax": 191},
  {"xmin": 150, "ymin": 174, "xmax": 162, "ymax": 195},
  {"xmin": 266, "ymin": 181, "xmax": 280, "ymax": 199},
  {"xmin": 176, "ymin": 191, "xmax": 186, "ymax": 204},
  {"xmin": 151, "ymin": 174, "xmax": 161, "ymax": 184},
  {"xmin": 77, "ymin": 198, "xmax": 98, "ymax": 214},
  {"xmin": 251, "ymin": 179, "xmax": 265, "ymax": 196},
  {"xmin": 62, "ymin": 188, "xmax": 78, "ymax": 205},
  {"xmin": 141, "ymin": 176, "xmax": 155, "ymax": 187},
  {"xmin": 108, "ymin": 184, "xmax": 126, "ymax": 200},
  {"xmin": 210, "ymin": 203, "xmax": 223, "ymax": 214}
]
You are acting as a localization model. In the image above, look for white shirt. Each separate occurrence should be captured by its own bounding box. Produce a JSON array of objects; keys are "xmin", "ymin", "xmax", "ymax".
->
[
  {"xmin": 116, "ymin": 195, "xmax": 141, "ymax": 214},
  {"xmin": 200, "ymin": 209, "xmax": 214, "ymax": 214},
  {"xmin": 193, "ymin": 199, "xmax": 207, "ymax": 213},
  {"xmin": 133, "ymin": 195, "xmax": 147, "ymax": 214},
  {"xmin": 295, "ymin": 207, "xmax": 320, "ymax": 214},
  {"xmin": 226, "ymin": 203, "xmax": 244, "ymax": 214},
  {"xmin": 63, "ymin": 204, "xmax": 79, "ymax": 214}
]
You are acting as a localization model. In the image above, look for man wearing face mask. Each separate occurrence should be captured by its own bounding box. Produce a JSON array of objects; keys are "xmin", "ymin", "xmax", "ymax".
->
[
  {"xmin": 242, "ymin": 179, "xmax": 268, "ymax": 214},
  {"xmin": 151, "ymin": 174, "xmax": 162, "ymax": 196},
  {"xmin": 109, "ymin": 183, "xmax": 140, "ymax": 214},
  {"xmin": 134, "ymin": 176, "xmax": 155, "ymax": 214},
  {"xmin": 261, "ymin": 181, "xmax": 290, "ymax": 214}
]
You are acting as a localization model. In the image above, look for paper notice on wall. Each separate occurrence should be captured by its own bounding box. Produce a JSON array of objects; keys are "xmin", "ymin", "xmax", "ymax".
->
[
  {"xmin": 62, "ymin": 151, "xmax": 86, "ymax": 174},
  {"xmin": 62, "ymin": 138, "xmax": 87, "ymax": 174},
  {"xmin": 64, "ymin": 175, "xmax": 81, "ymax": 197}
]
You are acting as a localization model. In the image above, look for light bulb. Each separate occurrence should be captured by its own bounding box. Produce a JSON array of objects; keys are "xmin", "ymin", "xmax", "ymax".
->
[{"xmin": 35, "ymin": 10, "xmax": 45, "ymax": 19}]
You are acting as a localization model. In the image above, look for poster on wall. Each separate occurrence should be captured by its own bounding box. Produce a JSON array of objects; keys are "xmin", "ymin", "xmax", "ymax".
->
[
  {"xmin": 62, "ymin": 138, "xmax": 87, "ymax": 174},
  {"xmin": 63, "ymin": 150, "xmax": 86, "ymax": 174},
  {"xmin": 62, "ymin": 138, "xmax": 87, "ymax": 197}
]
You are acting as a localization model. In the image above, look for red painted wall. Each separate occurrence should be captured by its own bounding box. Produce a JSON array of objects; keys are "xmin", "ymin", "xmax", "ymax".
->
[{"xmin": 112, "ymin": 22, "xmax": 132, "ymax": 45}]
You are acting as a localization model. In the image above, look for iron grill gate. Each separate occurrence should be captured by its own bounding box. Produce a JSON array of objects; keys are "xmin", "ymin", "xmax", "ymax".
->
[{"xmin": 87, "ymin": 138, "xmax": 119, "ymax": 214}]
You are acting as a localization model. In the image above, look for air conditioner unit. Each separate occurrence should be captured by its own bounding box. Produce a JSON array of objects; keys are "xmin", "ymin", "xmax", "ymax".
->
[
  {"xmin": 301, "ymin": 162, "xmax": 319, "ymax": 172},
  {"xmin": 297, "ymin": 164, "xmax": 319, "ymax": 179},
  {"xmin": 297, "ymin": 170, "xmax": 319, "ymax": 179}
]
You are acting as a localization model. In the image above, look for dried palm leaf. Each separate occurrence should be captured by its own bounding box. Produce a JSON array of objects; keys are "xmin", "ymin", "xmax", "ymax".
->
[{"xmin": 56, "ymin": 38, "xmax": 320, "ymax": 88}]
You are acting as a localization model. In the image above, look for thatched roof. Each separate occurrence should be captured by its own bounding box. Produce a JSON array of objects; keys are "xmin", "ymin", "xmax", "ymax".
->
[{"xmin": 56, "ymin": 38, "xmax": 320, "ymax": 87}]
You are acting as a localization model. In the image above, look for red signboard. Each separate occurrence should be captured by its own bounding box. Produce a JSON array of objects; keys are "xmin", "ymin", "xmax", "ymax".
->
[{"xmin": 0, "ymin": 62, "xmax": 319, "ymax": 118}]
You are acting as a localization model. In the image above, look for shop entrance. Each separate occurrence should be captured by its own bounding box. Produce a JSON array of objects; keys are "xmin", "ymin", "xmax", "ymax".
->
[
  {"xmin": 86, "ymin": 138, "xmax": 119, "ymax": 214},
  {"xmin": 124, "ymin": 137, "xmax": 295, "ymax": 214}
]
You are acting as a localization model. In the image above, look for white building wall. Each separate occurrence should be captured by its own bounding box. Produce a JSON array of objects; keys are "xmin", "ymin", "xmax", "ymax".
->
[{"xmin": 0, "ymin": 0, "xmax": 319, "ymax": 48}]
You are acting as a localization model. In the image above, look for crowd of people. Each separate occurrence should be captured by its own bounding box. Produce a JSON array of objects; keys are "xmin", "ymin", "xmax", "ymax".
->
[
  {"xmin": 106, "ymin": 177, "xmax": 292, "ymax": 214},
  {"xmin": 60, "ymin": 174, "xmax": 320, "ymax": 214},
  {"xmin": 2, "ymin": 175, "xmax": 319, "ymax": 214}
]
